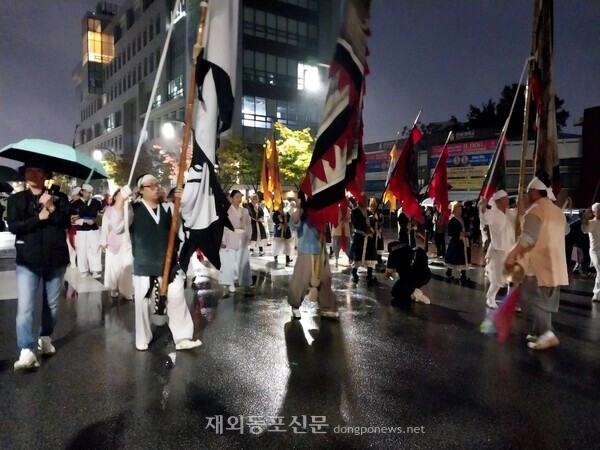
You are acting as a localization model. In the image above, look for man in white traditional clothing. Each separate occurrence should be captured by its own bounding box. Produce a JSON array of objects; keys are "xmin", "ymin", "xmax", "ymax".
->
[
  {"xmin": 478, "ymin": 190, "xmax": 517, "ymax": 309},
  {"xmin": 582, "ymin": 202, "xmax": 600, "ymax": 303},
  {"xmin": 71, "ymin": 183, "xmax": 103, "ymax": 278},
  {"xmin": 66, "ymin": 186, "xmax": 81, "ymax": 268},
  {"xmin": 111, "ymin": 174, "xmax": 201, "ymax": 352},
  {"xmin": 505, "ymin": 176, "xmax": 568, "ymax": 350}
]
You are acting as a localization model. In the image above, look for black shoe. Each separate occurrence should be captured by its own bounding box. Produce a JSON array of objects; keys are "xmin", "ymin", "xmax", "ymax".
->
[
  {"xmin": 274, "ymin": 256, "xmax": 278, "ymax": 262},
  {"xmin": 351, "ymin": 268, "xmax": 359, "ymax": 283}
]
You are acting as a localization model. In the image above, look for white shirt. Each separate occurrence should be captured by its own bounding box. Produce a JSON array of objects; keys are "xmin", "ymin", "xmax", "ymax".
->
[
  {"xmin": 480, "ymin": 207, "xmax": 517, "ymax": 252},
  {"xmin": 582, "ymin": 218, "xmax": 600, "ymax": 253}
]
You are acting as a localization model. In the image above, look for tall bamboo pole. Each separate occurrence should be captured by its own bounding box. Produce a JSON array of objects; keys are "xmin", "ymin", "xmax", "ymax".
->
[
  {"xmin": 515, "ymin": 61, "xmax": 533, "ymax": 239},
  {"xmin": 157, "ymin": 1, "xmax": 209, "ymax": 311}
]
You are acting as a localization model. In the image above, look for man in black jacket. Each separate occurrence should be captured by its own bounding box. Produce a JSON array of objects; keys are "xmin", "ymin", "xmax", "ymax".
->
[
  {"xmin": 7, "ymin": 163, "xmax": 71, "ymax": 370},
  {"xmin": 385, "ymin": 240, "xmax": 431, "ymax": 306}
]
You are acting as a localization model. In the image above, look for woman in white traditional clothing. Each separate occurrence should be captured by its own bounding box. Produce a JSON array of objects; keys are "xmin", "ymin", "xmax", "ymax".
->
[
  {"xmin": 220, "ymin": 190, "xmax": 253, "ymax": 293},
  {"xmin": 272, "ymin": 205, "xmax": 293, "ymax": 266},
  {"xmin": 100, "ymin": 189, "xmax": 134, "ymax": 300}
]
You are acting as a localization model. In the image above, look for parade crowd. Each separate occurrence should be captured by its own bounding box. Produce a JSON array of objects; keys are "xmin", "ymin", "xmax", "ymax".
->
[{"xmin": 4, "ymin": 162, "xmax": 600, "ymax": 370}]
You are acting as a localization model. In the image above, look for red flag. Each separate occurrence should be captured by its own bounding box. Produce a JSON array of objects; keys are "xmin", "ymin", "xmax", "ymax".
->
[
  {"xmin": 300, "ymin": 0, "xmax": 371, "ymax": 232},
  {"xmin": 531, "ymin": 0, "xmax": 560, "ymax": 197},
  {"xmin": 479, "ymin": 137, "xmax": 507, "ymax": 200},
  {"xmin": 388, "ymin": 127, "xmax": 423, "ymax": 221},
  {"xmin": 429, "ymin": 145, "xmax": 449, "ymax": 222}
]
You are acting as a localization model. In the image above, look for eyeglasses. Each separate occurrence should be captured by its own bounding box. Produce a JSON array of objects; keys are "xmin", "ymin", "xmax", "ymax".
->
[{"xmin": 142, "ymin": 184, "xmax": 160, "ymax": 190}]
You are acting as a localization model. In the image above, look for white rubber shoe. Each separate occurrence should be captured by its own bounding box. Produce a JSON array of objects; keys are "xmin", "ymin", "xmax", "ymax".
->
[
  {"xmin": 175, "ymin": 339, "xmax": 202, "ymax": 351},
  {"xmin": 38, "ymin": 336, "xmax": 56, "ymax": 355},
  {"xmin": 14, "ymin": 349, "xmax": 40, "ymax": 371}
]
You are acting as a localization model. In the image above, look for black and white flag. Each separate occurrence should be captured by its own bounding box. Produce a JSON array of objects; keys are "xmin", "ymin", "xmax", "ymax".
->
[{"xmin": 180, "ymin": 0, "xmax": 238, "ymax": 271}]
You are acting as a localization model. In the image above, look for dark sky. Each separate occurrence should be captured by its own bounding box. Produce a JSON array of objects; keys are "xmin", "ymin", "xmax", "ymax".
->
[{"xmin": 1, "ymin": 0, "xmax": 598, "ymax": 159}]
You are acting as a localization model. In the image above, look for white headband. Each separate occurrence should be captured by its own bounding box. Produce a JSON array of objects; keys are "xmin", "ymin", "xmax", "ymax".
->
[
  {"xmin": 526, "ymin": 177, "xmax": 556, "ymax": 201},
  {"xmin": 592, "ymin": 203, "xmax": 600, "ymax": 212},
  {"xmin": 137, "ymin": 174, "xmax": 157, "ymax": 188},
  {"xmin": 491, "ymin": 190, "xmax": 508, "ymax": 202}
]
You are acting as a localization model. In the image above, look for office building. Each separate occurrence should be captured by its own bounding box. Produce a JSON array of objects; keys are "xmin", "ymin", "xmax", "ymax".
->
[{"xmin": 74, "ymin": 0, "xmax": 342, "ymax": 165}]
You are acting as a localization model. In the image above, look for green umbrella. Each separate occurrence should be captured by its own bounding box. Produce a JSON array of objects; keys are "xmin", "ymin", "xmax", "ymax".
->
[{"xmin": 0, "ymin": 139, "xmax": 108, "ymax": 180}]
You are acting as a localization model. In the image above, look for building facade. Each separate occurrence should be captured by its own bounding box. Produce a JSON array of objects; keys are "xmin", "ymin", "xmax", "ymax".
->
[
  {"xmin": 364, "ymin": 128, "xmax": 584, "ymax": 207},
  {"xmin": 74, "ymin": 0, "xmax": 341, "ymax": 168}
]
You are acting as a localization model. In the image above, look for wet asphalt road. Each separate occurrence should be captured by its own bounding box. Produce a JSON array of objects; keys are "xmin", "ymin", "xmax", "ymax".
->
[{"xmin": 1, "ymin": 255, "xmax": 599, "ymax": 449}]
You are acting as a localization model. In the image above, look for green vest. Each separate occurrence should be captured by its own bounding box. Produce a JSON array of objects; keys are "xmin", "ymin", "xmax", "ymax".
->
[{"xmin": 130, "ymin": 202, "xmax": 172, "ymax": 276}]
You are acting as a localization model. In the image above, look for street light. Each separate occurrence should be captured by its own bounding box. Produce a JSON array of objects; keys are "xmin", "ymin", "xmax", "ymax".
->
[
  {"xmin": 93, "ymin": 147, "xmax": 117, "ymax": 161},
  {"xmin": 160, "ymin": 120, "xmax": 186, "ymax": 188},
  {"xmin": 161, "ymin": 120, "xmax": 185, "ymax": 140},
  {"xmin": 93, "ymin": 149, "xmax": 103, "ymax": 161}
]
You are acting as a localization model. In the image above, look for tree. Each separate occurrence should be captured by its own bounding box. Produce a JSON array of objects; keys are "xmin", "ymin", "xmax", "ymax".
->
[
  {"xmin": 104, "ymin": 145, "xmax": 172, "ymax": 188},
  {"xmin": 215, "ymin": 136, "xmax": 263, "ymax": 191},
  {"xmin": 273, "ymin": 122, "xmax": 313, "ymax": 188},
  {"xmin": 467, "ymin": 83, "xmax": 570, "ymax": 137},
  {"xmin": 214, "ymin": 123, "xmax": 314, "ymax": 192}
]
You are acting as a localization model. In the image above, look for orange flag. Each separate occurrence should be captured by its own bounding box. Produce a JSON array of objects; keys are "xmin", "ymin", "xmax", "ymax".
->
[{"xmin": 260, "ymin": 134, "xmax": 283, "ymax": 211}]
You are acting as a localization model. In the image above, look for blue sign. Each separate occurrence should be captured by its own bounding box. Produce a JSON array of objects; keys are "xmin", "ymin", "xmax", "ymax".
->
[{"xmin": 430, "ymin": 152, "xmax": 493, "ymax": 168}]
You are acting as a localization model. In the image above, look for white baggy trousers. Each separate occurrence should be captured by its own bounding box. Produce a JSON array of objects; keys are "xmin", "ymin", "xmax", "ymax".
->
[
  {"xmin": 75, "ymin": 229, "xmax": 102, "ymax": 274},
  {"xmin": 132, "ymin": 270, "xmax": 194, "ymax": 350}
]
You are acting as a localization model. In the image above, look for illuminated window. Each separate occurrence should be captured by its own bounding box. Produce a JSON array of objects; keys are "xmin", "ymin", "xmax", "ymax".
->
[
  {"xmin": 297, "ymin": 63, "xmax": 320, "ymax": 91},
  {"xmin": 242, "ymin": 96, "xmax": 270, "ymax": 129},
  {"xmin": 168, "ymin": 75, "xmax": 184, "ymax": 100}
]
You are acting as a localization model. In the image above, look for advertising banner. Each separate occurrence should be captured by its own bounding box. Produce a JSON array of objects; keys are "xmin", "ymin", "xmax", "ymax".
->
[{"xmin": 430, "ymin": 138, "xmax": 500, "ymax": 195}]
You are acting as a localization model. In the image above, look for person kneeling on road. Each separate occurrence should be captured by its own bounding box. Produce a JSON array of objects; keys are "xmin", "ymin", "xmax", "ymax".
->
[{"xmin": 385, "ymin": 240, "xmax": 431, "ymax": 306}]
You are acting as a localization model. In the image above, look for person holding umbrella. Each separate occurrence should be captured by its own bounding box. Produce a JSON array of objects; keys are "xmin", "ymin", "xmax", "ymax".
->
[{"xmin": 7, "ymin": 162, "xmax": 71, "ymax": 370}]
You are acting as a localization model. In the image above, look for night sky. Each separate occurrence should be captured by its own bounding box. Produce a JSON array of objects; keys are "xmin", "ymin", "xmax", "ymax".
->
[{"xmin": 1, "ymin": 0, "xmax": 598, "ymax": 164}]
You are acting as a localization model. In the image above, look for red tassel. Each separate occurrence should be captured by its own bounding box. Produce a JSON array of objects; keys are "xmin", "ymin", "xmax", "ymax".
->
[{"xmin": 491, "ymin": 286, "xmax": 520, "ymax": 343}]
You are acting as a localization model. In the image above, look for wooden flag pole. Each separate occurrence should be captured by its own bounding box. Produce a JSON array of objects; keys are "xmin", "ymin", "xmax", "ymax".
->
[
  {"xmin": 515, "ymin": 58, "xmax": 535, "ymax": 239},
  {"xmin": 157, "ymin": 1, "xmax": 209, "ymax": 311}
]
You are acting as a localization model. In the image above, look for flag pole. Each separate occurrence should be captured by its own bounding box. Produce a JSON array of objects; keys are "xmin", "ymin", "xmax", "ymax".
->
[
  {"xmin": 127, "ymin": 0, "xmax": 182, "ymax": 187},
  {"xmin": 479, "ymin": 55, "xmax": 532, "ymax": 203},
  {"xmin": 515, "ymin": 57, "xmax": 535, "ymax": 238},
  {"xmin": 157, "ymin": 1, "xmax": 209, "ymax": 311},
  {"xmin": 378, "ymin": 110, "xmax": 422, "ymax": 206}
]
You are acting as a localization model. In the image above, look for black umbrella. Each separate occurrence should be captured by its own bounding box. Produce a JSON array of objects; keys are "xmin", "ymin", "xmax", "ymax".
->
[
  {"xmin": 0, "ymin": 181, "xmax": 14, "ymax": 194},
  {"xmin": 0, "ymin": 165, "xmax": 24, "ymax": 182}
]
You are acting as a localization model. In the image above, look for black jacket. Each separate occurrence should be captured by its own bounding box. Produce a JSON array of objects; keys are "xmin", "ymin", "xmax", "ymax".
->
[
  {"xmin": 71, "ymin": 198, "xmax": 103, "ymax": 231},
  {"xmin": 7, "ymin": 189, "xmax": 71, "ymax": 274}
]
